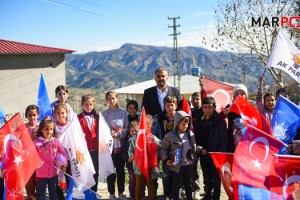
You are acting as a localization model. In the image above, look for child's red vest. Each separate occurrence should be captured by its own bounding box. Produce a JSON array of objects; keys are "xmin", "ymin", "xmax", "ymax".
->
[{"xmin": 77, "ymin": 113, "xmax": 99, "ymax": 151}]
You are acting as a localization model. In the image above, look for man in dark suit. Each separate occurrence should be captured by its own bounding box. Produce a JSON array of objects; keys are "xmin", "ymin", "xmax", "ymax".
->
[{"xmin": 142, "ymin": 68, "xmax": 181, "ymax": 117}]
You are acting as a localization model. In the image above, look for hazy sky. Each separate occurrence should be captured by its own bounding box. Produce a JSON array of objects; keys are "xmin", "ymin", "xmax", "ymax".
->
[{"xmin": 0, "ymin": 0, "xmax": 218, "ymax": 53}]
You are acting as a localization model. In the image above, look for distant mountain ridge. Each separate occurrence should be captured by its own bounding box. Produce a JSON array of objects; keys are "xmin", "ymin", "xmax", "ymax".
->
[{"xmin": 65, "ymin": 43, "xmax": 265, "ymax": 92}]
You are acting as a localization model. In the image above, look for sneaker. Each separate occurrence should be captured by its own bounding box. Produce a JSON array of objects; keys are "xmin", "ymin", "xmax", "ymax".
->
[
  {"xmin": 194, "ymin": 190, "xmax": 201, "ymax": 200},
  {"xmin": 119, "ymin": 193, "xmax": 127, "ymax": 200},
  {"xmin": 180, "ymin": 189, "xmax": 185, "ymax": 200},
  {"xmin": 109, "ymin": 194, "xmax": 117, "ymax": 200}
]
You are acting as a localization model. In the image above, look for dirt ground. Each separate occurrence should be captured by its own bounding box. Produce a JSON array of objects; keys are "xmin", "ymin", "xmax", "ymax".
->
[
  {"xmin": 96, "ymin": 178, "xmax": 228, "ymax": 200},
  {"xmin": 95, "ymin": 165, "xmax": 228, "ymax": 200},
  {"xmin": 47, "ymin": 163, "xmax": 228, "ymax": 200}
]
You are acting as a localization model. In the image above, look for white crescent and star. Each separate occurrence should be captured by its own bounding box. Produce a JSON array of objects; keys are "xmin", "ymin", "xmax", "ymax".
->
[
  {"xmin": 222, "ymin": 164, "xmax": 232, "ymax": 177},
  {"xmin": 13, "ymin": 155, "xmax": 23, "ymax": 166},
  {"xmin": 135, "ymin": 129, "xmax": 145, "ymax": 151},
  {"xmin": 3, "ymin": 134, "xmax": 23, "ymax": 159},
  {"xmin": 283, "ymin": 175, "xmax": 300, "ymax": 199},
  {"xmin": 221, "ymin": 163, "xmax": 233, "ymax": 192},
  {"xmin": 211, "ymin": 89, "xmax": 231, "ymax": 110},
  {"xmin": 240, "ymin": 113, "xmax": 257, "ymax": 127},
  {"xmin": 249, "ymin": 136, "xmax": 269, "ymax": 168},
  {"xmin": 211, "ymin": 89, "xmax": 231, "ymax": 106}
]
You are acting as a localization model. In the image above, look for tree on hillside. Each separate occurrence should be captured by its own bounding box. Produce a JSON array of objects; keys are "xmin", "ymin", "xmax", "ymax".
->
[{"xmin": 208, "ymin": 0, "xmax": 299, "ymax": 86}]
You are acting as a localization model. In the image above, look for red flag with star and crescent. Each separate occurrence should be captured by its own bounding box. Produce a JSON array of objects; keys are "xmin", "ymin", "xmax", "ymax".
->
[
  {"xmin": 134, "ymin": 107, "xmax": 158, "ymax": 180},
  {"xmin": 232, "ymin": 125, "xmax": 285, "ymax": 191},
  {"xmin": 0, "ymin": 113, "xmax": 41, "ymax": 200},
  {"xmin": 203, "ymin": 77, "xmax": 234, "ymax": 112},
  {"xmin": 210, "ymin": 152, "xmax": 234, "ymax": 200},
  {"xmin": 230, "ymin": 95, "xmax": 272, "ymax": 135},
  {"xmin": 269, "ymin": 154, "xmax": 300, "ymax": 200}
]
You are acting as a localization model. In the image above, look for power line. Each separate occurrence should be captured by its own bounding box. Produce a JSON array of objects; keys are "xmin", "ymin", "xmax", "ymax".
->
[
  {"xmin": 168, "ymin": 16, "xmax": 180, "ymax": 91},
  {"xmin": 76, "ymin": 0, "xmax": 102, "ymax": 7},
  {"xmin": 40, "ymin": 0, "xmax": 103, "ymax": 17}
]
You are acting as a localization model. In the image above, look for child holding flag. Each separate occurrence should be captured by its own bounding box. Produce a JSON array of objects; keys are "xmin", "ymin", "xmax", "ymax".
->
[
  {"xmin": 256, "ymin": 76, "xmax": 276, "ymax": 125},
  {"xmin": 126, "ymin": 121, "xmax": 139, "ymax": 199},
  {"xmin": 122, "ymin": 100, "xmax": 140, "ymax": 199},
  {"xmin": 128, "ymin": 114, "xmax": 160, "ymax": 200},
  {"xmin": 34, "ymin": 116, "xmax": 68, "ymax": 200},
  {"xmin": 25, "ymin": 104, "xmax": 40, "ymax": 200},
  {"xmin": 53, "ymin": 103, "xmax": 71, "ymax": 199},
  {"xmin": 77, "ymin": 94, "xmax": 99, "ymax": 195},
  {"xmin": 102, "ymin": 91, "xmax": 128, "ymax": 200}
]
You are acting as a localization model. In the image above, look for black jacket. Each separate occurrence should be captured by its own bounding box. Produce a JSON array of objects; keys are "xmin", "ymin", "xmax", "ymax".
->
[
  {"xmin": 194, "ymin": 111, "xmax": 228, "ymax": 153},
  {"xmin": 142, "ymin": 86, "xmax": 181, "ymax": 117}
]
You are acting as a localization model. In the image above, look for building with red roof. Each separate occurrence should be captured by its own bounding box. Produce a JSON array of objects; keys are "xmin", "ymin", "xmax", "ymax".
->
[{"xmin": 0, "ymin": 39, "xmax": 75, "ymax": 115}]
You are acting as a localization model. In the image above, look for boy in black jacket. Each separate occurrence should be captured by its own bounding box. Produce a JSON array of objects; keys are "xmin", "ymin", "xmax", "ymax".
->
[{"xmin": 194, "ymin": 97, "xmax": 228, "ymax": 200}]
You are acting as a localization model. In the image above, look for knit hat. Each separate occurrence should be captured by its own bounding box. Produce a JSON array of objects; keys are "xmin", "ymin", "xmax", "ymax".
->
[{"xmin": 233, "ymin": 84, "xmax": 248, "ymax": 98}]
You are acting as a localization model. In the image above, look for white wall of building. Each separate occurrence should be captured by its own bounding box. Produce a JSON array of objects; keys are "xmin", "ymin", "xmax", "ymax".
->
[{"xmin": 0, "ymin": 54, "xmax": 66, "ymax": 116}]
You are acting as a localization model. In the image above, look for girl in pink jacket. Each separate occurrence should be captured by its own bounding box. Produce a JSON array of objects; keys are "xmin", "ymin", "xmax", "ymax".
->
[{"xmin": 34, "ymin": 116, "xmax": 67, "ymax": 200}]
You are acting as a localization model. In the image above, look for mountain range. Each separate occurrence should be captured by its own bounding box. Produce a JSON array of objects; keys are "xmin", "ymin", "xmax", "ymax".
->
[{"xmin": 65, "ymin": 43, "xmax": 267, "ymax": 93}]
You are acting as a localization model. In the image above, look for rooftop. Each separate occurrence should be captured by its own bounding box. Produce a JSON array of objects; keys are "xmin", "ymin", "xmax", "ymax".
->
[{"xmin": 0, "ymin": 39, "xmax": 75, "ymax": 54}]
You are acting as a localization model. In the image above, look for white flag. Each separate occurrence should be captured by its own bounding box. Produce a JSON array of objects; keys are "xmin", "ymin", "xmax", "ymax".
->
[
  {"xmin": 265, "ymin": 29, "xmax": 300, "ymax": 83},
  {"xmin": 98, "ymin": 112, "xmax": 115, "ymax": 181},
  {"xmin": 60, "ymin": 115, "xmax": 96, "ymax": 192}
]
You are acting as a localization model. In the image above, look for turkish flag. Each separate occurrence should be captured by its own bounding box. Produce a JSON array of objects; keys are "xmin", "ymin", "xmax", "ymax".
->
[
  {"xmin": 269, "ymin": 154, "xmax": 300, "ymax": 200},
  {"xmin": 210, "ymin": 152, "xmax": 234, "ymax": 200},
  {"xmin": 134, "ymin": 107, "xmax": 158, "ymax": 180},
  {"xmin": 203, "ymin": 77, "xmax": 234, "ymax": 112},
  {"xmin": 0, "ymin": 113, "xmax": 42, "ymax": 200},
  {"xmin": 181, "ymin": 96, "xmax": 193, "ymax": 131},
  {"xmin": 230, "ymin": 96, "xmax": 272, "ymax": 135},
  {"xmin": 232, "ymin": 125, "xmax": 285, "ymax": 191}
]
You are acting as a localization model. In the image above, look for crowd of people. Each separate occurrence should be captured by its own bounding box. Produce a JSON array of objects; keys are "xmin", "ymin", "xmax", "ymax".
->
[{"xmin": 0, "ymin": 67, "xmax": 296, "ymax": 200}]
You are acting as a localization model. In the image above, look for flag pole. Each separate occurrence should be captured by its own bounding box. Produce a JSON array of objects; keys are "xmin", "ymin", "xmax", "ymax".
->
[
  {"xmin": 54, "ymin": 166, "xmax": 102, "ymax": 199},
  {"xmin": 262, "ymin": 68, "xmax": 267, "ymax": 77}
]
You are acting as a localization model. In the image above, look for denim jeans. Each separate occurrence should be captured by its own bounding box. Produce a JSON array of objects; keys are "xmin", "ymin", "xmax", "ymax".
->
[
  {"xmin": 37, "ymin": 177, "xmax": 58, "ymax": 200},
  {"xmin": 162, "ymin": 162, "xmax": 173, "ymax": 198}
]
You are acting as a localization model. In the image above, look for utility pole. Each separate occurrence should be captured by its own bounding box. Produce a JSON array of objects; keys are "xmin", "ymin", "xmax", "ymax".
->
[{"xmin": 168, "ymin": 16, "xmax": 180, "ymax": 91}]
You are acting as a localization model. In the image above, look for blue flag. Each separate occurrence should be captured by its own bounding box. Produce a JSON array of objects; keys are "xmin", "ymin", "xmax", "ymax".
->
[
  {"xmin": 0, "ymin": 108, "xmax": 5, "ymax": 128},
  {"xmin": 37, "ymin": 74, "xmax": 51, "ymax": 121},
  {"xmin": 238, "ymin": 184, "xmax": 270, "ymax": 199},
  {"xmin": 66, "ymin": 178, "xmax": 74, "ymax": 200},
  {"xmin": 272, "ymin": 95, "xmax": 300, "ymax": 144}
]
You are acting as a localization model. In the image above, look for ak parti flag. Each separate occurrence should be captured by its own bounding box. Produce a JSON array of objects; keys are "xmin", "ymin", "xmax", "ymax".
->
[
  {"xmin": 210, "ymin": 152, "xmax": 234, "ymax": 200},
  {"xmin": 37, "ymin": 74, "xmax": 51, "ymax": 121},
  {"xmin": 265, "ymin": 29, "xmax": 300, "ymax": 84},
  {"xmin": 269, "ymin": 154, "xmax": 300, "ymax": 200},
  {"xmin": 98, "ymin": 112, "xmax": 115, "ymax": 181},
  {"xmin": 232, "ymin": 125, "xmax": 285, "ymax": 195},
  {"xmin": 134, "ymin": 107, "xmax": 158, "ymax": 180},
  {"xmin": 272, "ymin": 95, "xmax": 300, "ymax": 145},
  {"xmin": 230, "ymin": 95, "xmax": 272, "ymax": 135},
  {"xmin": 0, "ymin": 113, "xmax": 41, "ymax": 200},
  {"xmin": 203, "ymin": 77, "xmax": 234, "ymax": 112},
  {"xmin": 59, "ymin": 115, "xmax": 96, "ymax": 192}
]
